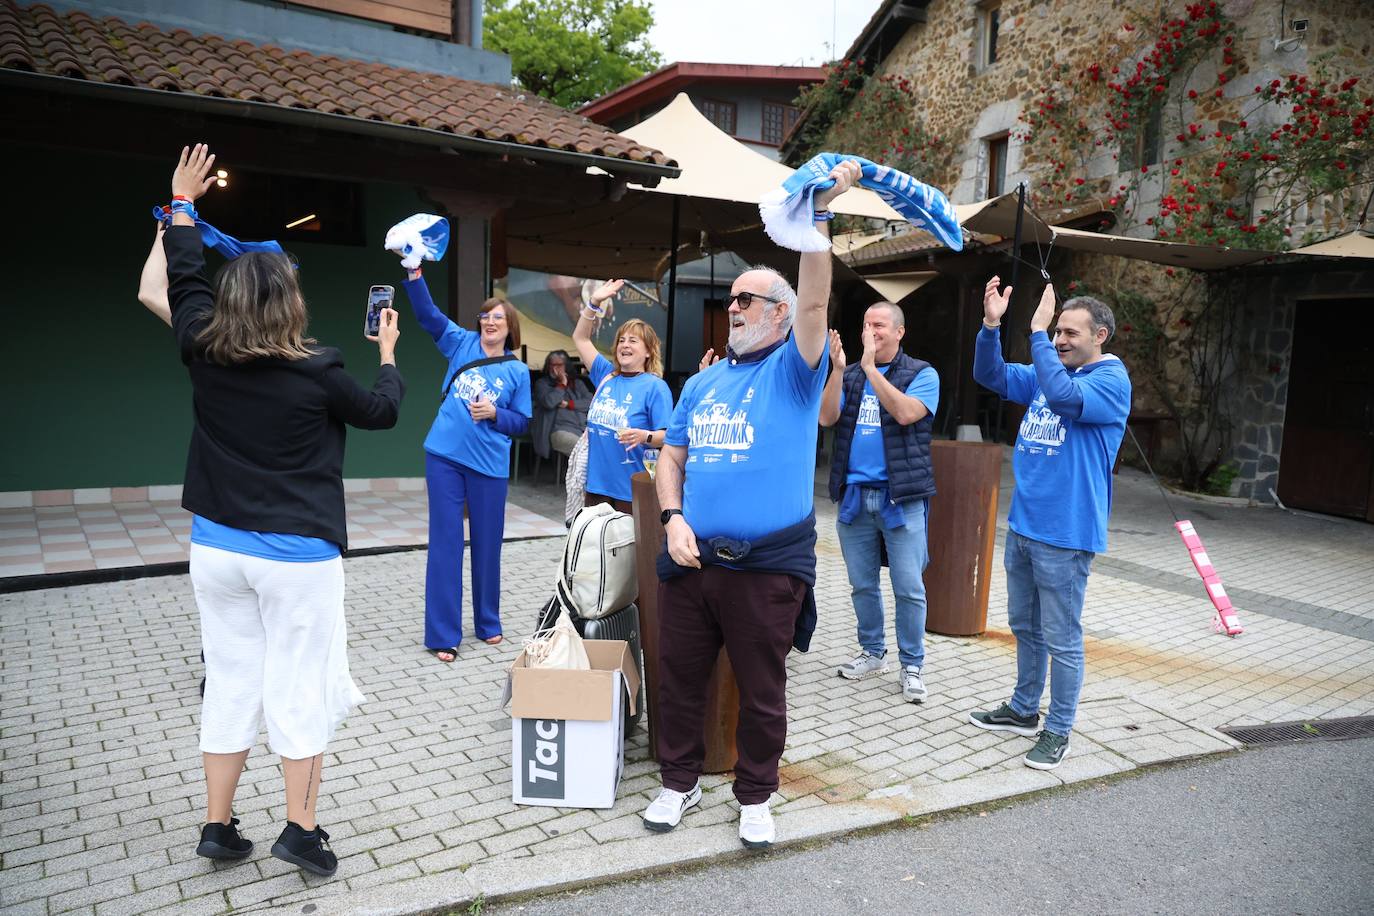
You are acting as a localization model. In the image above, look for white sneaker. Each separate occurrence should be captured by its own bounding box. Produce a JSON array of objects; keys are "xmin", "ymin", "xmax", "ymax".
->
[
  {"xmin": 900, "ymin": 666, "xmax": 927, "ymax": 704},
  {"xmin": 738, "ymin": 802, "xmax": 774, "ymax": 849},
  {"xmin": 642, "ymin": 783, "xmax": 702, "ymax": 832},
  {"xmin": 837, "ymin": 651, "xmax": 889, "ymax": 680}
]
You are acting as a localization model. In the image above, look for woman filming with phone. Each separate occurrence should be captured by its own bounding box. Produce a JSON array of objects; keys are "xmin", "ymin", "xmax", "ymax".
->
[
  {"xmin": 571, "ymin": 280, "xmax": 672, "ymax": 513},
  {"xmin": 399, "ymin": 254, "xmax": 531, "ymax": 663},
  {"xmin": 162, "ymin": 145, "xmax": 404, "ymax": 879}
]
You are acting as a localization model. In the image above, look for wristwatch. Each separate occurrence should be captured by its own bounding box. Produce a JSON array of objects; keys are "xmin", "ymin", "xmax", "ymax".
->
[{"xmin": 661, "ymin": 508, "xmax": 683, "ymax": 525}]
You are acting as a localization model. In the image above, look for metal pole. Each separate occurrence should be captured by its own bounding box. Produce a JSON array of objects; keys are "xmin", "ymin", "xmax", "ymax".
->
[
  {"xmin": 666, "ymin": 197, "xmax": 681, "ymax": 377},
  {"xmin": 994, "ymin": 182, "xmax": 1028, "ymax": 442}
]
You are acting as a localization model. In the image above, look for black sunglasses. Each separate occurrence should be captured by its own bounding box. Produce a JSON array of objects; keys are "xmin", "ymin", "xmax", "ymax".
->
[{"xmin": 725, "ymin": 291, "xmax": 781, "ymax": 310}]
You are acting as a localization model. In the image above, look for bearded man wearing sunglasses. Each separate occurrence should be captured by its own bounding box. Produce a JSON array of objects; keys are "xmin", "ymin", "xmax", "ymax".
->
[{"xmin": 643, "ymin": 159, "xmax": 863, "ymax": 850}]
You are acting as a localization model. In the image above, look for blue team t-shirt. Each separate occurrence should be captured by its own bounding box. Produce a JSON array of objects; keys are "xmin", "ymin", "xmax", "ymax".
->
[
  {"xmin": 666, "ymin": 334, "xmax": 828, "ymax": 541},
  {"xmin": 991, "ymin": 333, "xmax": 1131, "ymax": 554},
  {"xmin": 842, "ymin": 365, "xmax": 939, "ymax": 485},
  {"xmin": 191, "ymin": 515, "xmax": 340, "ymax": 562},
  {"xmin": 423, "ymin": 327, "xmax": 532, "ymax": 478},
  {"xmin": 585, "ymin": 355, "xmax": 674, "ymax": 502}
]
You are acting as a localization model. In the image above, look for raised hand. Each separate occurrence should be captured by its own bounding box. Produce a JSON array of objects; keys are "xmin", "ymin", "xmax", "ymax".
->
[
  {"xmin": 859, "ymin": 323, "xmax": 878, "ymax": 371},
  {"xmin": 983, "ymin": 275, "xmax": 1012, "ymax": 326},
  {"xmin": 827, "ymin": 329, "xmax": 846, "ymax": 373},
  {"xmin": 698, "ymin": 348, "xmax": 719, "ymax": 372},
  {"xmin": 590, "ymin": 279, "xmax": 625, "ymax": 309},
  {"xmin": 372, "ymin": 308, "xmax": 399, "ymax": 363},
  {"xmin": 171, "ymin": 143, "xmax": 217, "ymax": 202},
  {"xmin": 814, "ymin": 158, "xmax": 862, "ymax": 211},
  {"xmin": 1030, "ymin": 283, "xmax": 1057, "ymax": 334}
]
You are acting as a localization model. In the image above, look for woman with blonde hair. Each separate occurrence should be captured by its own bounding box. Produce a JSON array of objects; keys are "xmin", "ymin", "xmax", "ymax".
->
[
  {"xmin": 571, "ymin": 281, "xmax": 673, "ymax": 513},
  {"xmin": 401, "ymin": 268, "xmax": 532, "ymax": 662},
  {"xmin": 162, "ymin": 145, "xmax": 404, "ymax": 879}
]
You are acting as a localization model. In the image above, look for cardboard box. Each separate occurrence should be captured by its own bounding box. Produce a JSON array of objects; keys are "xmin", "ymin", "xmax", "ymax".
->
[{"xmin": 504, "ymin": 640, "xmax": 641, "ymax": 808}]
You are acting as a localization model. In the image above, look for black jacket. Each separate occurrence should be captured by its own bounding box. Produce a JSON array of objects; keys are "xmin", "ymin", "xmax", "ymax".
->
[{"xmin": 165, "ymin": 226, "xmax": 404, "ymax": 549}]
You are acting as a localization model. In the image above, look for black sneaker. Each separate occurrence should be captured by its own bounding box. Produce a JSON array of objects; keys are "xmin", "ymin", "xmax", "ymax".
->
[
  {"xmin": 1024, "ymin": 730, "xmax": 1071, "ymax": 770},
  {"xmin": 969, "ymin": 702, "xmax": 1041, "ymax": 737},
  {"xmin": 196, "ymin": 817, "xmax": 254, "ymax": 860},
  {"xmin": 271, "ymin": 822, "xmax": 338, "ymax": 877}
]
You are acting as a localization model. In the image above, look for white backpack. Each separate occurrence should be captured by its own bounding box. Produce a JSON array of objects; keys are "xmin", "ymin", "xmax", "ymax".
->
[{"xmin": 559, "ymin": 503, "xmax": 638, "ymax": 620}]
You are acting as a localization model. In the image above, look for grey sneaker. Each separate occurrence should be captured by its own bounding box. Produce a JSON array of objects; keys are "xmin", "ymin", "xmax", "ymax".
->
[
  {"xmin": 837, "ymin": 651, "xmax": 888, "ymax": 680},
  {"xmin": 969, "ymin": 702, "xmax": 1041, "ymax": 737},
  {"xmin": 1024, "ymin": 730, "xmax": 1071, "ymax": 770},
  {"xmin": 899, "ymin": 666, "xmax": 927, "ymax": 703}
]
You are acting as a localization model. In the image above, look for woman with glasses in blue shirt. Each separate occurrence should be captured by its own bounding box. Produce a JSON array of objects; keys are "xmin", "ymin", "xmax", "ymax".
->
[{"xmin": 401, "ymin": 270, "xmax": 532, "ymax": 663}]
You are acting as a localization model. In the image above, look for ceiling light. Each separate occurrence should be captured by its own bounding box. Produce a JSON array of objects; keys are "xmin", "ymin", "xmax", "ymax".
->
[{"xmin": 285, "ymin": 213, "xmax": 318, "ymax": 229}]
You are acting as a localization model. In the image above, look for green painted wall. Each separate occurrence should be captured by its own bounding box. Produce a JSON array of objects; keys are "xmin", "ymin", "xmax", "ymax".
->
[{"xmin": 0, "ymin": 145, "xmax": 447, "ymax": 491}]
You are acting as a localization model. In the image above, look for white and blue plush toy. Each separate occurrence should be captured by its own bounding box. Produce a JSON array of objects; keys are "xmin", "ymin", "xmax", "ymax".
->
[{"xmin": 384, "ymin": 213, "xmax": 451, "ymax": 269}]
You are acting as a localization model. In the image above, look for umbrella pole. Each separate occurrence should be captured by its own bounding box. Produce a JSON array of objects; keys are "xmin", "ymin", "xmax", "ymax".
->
[
  {"xmin": 993, "ymin": 182, "xmax": 1027, "ymax": 443},
  {"xmin": 666, "ymin": 197, "xmax": 681, "ymax": 378}
]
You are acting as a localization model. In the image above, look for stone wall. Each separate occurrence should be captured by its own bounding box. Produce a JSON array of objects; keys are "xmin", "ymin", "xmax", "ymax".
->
[
  {"xmin": 838, "ymin": 0, "xmax": 1373, "ymax": 501},
  {"xmin": 872, "ymin": 0, "xmax": 1373, "ymax": 208}
]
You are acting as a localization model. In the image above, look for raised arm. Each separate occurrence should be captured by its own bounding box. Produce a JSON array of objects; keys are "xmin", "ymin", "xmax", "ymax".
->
[
  {"xmin": 400, "ymin": 268, "xmax": 467, "ymax": 360},
  {"xmin": 572, "ymin": 279, "xmax": 622, "ymax": 370},
  {"xmin": 165, "ymin": 144, "xmax": 220, "ymax": 360},
  {"xmin": 973, "ymin": 275, "xmax": 1013, "ymax": 398},
  {"xmin": 137, "ymin": 227, "xmax": 172, "ymax": 327},
  {"xmin": 795, "ymin": 160, "xmax": 861, "ymax": 368},
  {"xmin": 819, "ymin": 329, "xmax": 846, "ymax": 427},
  {"xmin": 1027, "ymin": 284, "xmax": 1084, "ymax": 419}
]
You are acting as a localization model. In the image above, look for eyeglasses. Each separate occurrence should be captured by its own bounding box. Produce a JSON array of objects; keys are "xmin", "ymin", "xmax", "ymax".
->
[
  {"xmin": 478, "ymin": 312, "xmax": 507, "ymax": 323},
  {"xmin": 725, "ymin": 291, "xmax": 781, "ymax": 311}
]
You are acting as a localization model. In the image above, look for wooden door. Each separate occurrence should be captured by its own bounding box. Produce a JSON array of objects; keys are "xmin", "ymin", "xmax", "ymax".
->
[{"xmin": 1277, "ymin": 299, "xmax": 1374, "ymax": 521}]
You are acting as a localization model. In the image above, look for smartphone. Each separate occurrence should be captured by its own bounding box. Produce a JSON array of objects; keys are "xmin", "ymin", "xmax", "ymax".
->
[{"xmin": 365, "ymin": 285, "xmax": 395, "ymax": 337}]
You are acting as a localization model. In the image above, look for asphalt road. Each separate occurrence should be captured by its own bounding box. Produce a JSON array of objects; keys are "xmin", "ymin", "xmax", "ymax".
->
[{"xmin": 488, "ymin": 737, "xmax": 1374, "ymax": 916}]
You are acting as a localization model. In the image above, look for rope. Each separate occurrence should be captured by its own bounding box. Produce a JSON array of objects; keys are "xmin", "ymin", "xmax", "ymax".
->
[{"xmin": 1125, "ymin": 424, "xmax": 1182, "ymax": 524}]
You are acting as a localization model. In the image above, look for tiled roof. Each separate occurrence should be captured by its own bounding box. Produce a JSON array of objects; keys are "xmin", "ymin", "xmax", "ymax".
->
[{"xmin": 0, "ymin": 1, "xmax": 674, "ymax": 168}]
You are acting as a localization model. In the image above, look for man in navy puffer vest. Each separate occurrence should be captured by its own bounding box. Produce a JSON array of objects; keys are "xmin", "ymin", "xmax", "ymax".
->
[{"xmin": 820, "ymin": 302, "xmax": 939, "ymax": 704}]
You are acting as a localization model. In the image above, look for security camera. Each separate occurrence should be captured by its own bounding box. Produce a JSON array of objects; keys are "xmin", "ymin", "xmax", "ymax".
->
[{"xmin": 1290, "ymin": 19, "xmax": 1308, "ymax": 33}]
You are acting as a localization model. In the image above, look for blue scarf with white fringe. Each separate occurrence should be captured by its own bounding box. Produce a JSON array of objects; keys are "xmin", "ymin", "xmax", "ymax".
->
[{"xmin": 760, "ymin": 153, "xmax": 962, "ymax": 253}]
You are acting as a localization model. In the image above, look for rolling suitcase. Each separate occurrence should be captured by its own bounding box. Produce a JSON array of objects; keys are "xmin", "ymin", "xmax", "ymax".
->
[{"xmin": 536, "ymin": 597, "xmax": 644, "ymax": 733}]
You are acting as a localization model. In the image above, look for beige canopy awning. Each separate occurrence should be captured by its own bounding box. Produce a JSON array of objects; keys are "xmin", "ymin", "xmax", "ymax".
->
[
  {"xmin": 617, "ymin": 92, "xmax": 902, "ymax": 220},
  {"xmin": 863, "ymin": 271, "xmax": 940, "ymax": 302},
  {"xmin": 1288, "ymin": 230, "xmax": 1374, "ymax": 258},
  {"xmin": 502, "ymin": 93, "xmax": 913, "ymax": 301}
]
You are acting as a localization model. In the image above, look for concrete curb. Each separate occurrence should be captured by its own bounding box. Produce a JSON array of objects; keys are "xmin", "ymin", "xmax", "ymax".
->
[{"xmin": 254, "ymin": 737, "xmax": 1235, "ymax": 916}]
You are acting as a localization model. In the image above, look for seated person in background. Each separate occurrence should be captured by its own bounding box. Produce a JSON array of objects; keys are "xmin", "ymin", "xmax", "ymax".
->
[{"xmin": 533, "ymin": 349, "xmax": 593, "ymax": 461}]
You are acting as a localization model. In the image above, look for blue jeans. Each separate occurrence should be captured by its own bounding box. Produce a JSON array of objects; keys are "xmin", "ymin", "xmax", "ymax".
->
[
  {"xmin": 835, "ymin": 489, "xmax": 929, "ymax": 668},
  {"xmin": 1004, "ymin": 530, "xmax": 1094, "ymax": 736}
]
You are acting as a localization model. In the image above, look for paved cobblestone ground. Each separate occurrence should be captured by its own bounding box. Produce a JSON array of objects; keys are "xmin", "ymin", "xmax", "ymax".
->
[{"xmin": 2, "ymin": 463, "xmax": 1371, "ymax": 915}]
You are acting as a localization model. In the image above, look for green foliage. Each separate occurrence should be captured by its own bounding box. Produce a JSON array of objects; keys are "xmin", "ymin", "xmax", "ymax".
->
[
  {"xmin": 789, "ymin": 60, "xmax": 951, "ymax": 183},
  {"xmin": 1203, "ymin": 462, "xmax": 1239, "ymax": 496},
  {"xmin": 483, "ymin": 0, "xmax": 661, "ymax": 109}
]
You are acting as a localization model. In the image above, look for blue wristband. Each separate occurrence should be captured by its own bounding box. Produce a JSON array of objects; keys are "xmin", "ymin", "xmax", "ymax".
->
[{"xmin": 168, "ymin": 199, "xmax": 199, "ymax": 221}]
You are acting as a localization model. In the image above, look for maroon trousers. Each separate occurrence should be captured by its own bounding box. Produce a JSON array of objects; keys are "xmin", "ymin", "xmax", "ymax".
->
[{"xmin": 656, "ymin": 566, "xmax": 804, "ymax": 804}]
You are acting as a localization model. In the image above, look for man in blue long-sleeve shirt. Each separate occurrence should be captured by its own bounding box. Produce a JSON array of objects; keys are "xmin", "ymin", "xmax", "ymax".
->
[{"xmin": 968, "ymin": 276, "xmax": 1131, "ymax": 770}]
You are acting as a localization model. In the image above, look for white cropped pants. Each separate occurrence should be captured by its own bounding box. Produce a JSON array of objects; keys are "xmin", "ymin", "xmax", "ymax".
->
[{"xmin": 190, "ymin": 544, "xmax": 365, "ymax": 759}]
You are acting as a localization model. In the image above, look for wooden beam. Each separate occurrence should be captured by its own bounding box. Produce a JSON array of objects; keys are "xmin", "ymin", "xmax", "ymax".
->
[{"xmin": 2, "ymin": 91, "xmax": 618, "ymax": 206}]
